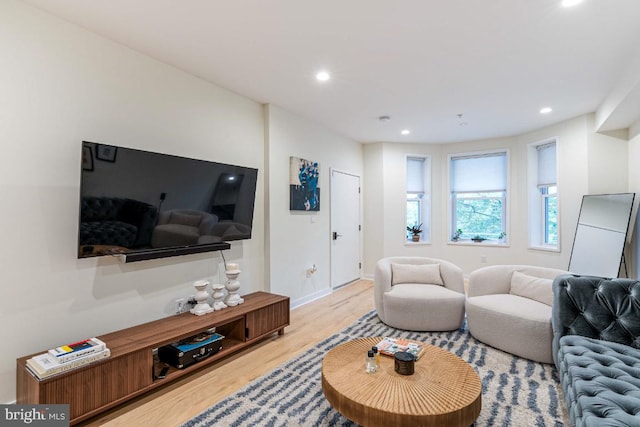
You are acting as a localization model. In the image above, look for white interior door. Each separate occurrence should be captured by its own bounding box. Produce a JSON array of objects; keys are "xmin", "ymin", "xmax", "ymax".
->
[{"xmin": 331, "ymin": 169, "xmax": 361, "ymax": 289}]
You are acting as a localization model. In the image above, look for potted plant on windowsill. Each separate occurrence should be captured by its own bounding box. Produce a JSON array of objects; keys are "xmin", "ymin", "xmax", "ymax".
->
[
  {"xmin": 452, "ymin": 228, "xmax": 463, "ymax": 242},
  {"xmin": 471, "ymin": 235, "xmax": 487, "ymax": 243},
  {"xmin": 407, "ymin": 224, "xmax": 423, "ymax": 242}
]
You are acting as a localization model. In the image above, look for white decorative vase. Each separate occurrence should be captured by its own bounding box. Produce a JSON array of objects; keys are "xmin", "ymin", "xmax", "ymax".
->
[
  {"xmin": 224, "ymin": 263, "xmax": 244, "ymax": 306},
  {"xmin": 190, "ymin": 280, "xmax": 214, "ymax": 316},
  {"xmin": 211, "ymin": 283, "xmax": 227, "ymax": 310}
]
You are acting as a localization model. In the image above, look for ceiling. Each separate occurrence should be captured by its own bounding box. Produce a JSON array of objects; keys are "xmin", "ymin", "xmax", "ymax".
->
[{"xmin": 20, "ymin": 0, "xmax": 640, "ymax": 143}]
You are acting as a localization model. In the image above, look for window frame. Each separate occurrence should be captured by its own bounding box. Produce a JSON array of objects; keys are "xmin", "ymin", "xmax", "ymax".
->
[
  {"xmin": 448, "ymin": 150, "xmax": 509, "ymax": 246},
  {"xmin": 540, "ymin": 185, "xmax": 558, "ymax": 245},
  {"xmin": 527, "ymin": 139, "xmax": 560, "ymax": 251},
  {"xmin": 405, "ymin": 155, "xmax": 431, "ymax": 244}
]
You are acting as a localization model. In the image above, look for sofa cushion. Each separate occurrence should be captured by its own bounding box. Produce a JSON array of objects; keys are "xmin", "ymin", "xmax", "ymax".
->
[
  {"xmin": 465, "ymin": 293, "xmax": 554, "ymax": 363},
  {"xmin": 468, "ymin": 293, "xmax": 551, "ymax": 323},
  {"xmin": 509, "ymin": 271, "xmax": 553, "ymax": 306},
  {"xmin": 553, "ymin": 276, "xmax": 640, "ymax": 352},
  {"xmin": 383, "ymin": 283, "xmax": 465, "ymax": 331},
  {"xmin": 391, "ymin": 263, "xmax": 443, "ymax": 286},
  {"xmin": 558, "ymin": 335, "xmax": 640, "ymax": 426}
]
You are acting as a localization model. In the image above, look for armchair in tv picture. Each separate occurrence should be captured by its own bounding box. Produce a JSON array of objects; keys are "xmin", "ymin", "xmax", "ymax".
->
[
  {"xmin": 150, "ymin": 210, "xmax": 250, "ymax": 249},
  {"xmin": 150, "ymin": 173, "xmax": 251, "ymax": 248}
]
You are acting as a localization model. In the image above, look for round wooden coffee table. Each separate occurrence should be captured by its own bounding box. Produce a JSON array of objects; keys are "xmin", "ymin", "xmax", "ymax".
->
[{"xmin": 321, "ymin": 337, "xmax": 481, "ymax": 427}]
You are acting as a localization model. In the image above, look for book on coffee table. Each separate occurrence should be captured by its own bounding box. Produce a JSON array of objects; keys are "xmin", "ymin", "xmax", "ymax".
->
[{"xmin": 375, "ymin": 337, "xmax": 424, "ymax": 360}]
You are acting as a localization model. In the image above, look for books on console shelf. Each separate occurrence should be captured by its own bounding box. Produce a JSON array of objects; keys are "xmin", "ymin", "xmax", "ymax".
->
[
  {"xmin": 375, "ymin": 337, "xmax": 424, "ymax": 360},
  {"xmin": 26, "ymin": 348, "xmax": 111, "ymax": 380},
  {"xmin": 48, "ymin": 337, "xmax": 106, "ymax": 363}
]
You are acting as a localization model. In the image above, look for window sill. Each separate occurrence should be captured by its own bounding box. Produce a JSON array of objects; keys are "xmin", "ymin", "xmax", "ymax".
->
[
  {"xmin": 528, "ymin": 245, "xmax": 560, "ymax": 253},
  {"xmin": 449, "ymin": 240, "xmax": 509, "ymax": 247},
  {"xmin": 405, "ymin": 240, "xmax": 431, "ymax": 246}
]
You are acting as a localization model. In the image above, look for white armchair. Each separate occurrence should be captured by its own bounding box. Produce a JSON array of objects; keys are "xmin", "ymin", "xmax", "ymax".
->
[
  {"xmin": 374, "ymin": 257, "xmax": 465, "ymax": 331},
  {"xmin": 465, "ymin": 265, "xmax": 568, "ymax": 364},
  {"xmin": 151, "ymin": 209, "xmax": 219, "ymax": 248}
]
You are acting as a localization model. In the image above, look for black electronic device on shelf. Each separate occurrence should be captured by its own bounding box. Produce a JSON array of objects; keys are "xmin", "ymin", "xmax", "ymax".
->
[{"xmin": 158, "ymin": 332, "xmax": 224, "ymax": 369}]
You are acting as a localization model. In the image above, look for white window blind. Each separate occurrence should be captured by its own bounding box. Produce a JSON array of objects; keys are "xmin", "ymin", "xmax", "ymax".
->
[
  {"xmin": 450, "ymin": 152, "xmax": 507, "ymax": 192},
  {"xmin": 407, "ymin": 157, "xmax": 425, "ymax": 193},
  {"xmin": 537, "ymin": 142, "xmax": 556, "ymax": 187}
]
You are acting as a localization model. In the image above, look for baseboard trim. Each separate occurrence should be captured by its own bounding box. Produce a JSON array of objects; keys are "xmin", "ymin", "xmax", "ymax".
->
[{"xmin": 290, "ymin": 288, "xmax": 332, "ymax": 310}]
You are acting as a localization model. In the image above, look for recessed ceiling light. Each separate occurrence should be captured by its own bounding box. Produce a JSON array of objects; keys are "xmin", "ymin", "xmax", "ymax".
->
[
  {"xmin": 315, "ymin": 71, "xmax": 330, "ymax": 82},
  {"xmin": 561, "ymin": 0, "xmax": 583, "ymax": 7},
  {"xmin": 401, "ymin": 129, "xmax": 410, "ymax": 135},
  {"xmin": 540, "ymin": 107, "xmax": 553, "ymax": 114}
]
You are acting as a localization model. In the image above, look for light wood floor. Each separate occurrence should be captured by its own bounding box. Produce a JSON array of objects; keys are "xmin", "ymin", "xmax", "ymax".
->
[{"xmin": 79, "ymin": 279, "xmax": 375, "ymax": 427}]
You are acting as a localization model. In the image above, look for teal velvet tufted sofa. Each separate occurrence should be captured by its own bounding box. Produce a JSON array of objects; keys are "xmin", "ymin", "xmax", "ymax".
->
[{"xmin": 552, "ymin": 274, "xmax": 640, "ymax": 426}]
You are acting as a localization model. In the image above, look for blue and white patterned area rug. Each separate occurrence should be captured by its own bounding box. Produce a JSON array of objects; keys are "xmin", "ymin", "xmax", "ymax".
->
[{"xmin": 183, "ymin": 310, "xmax": 568, "ymax": 427}]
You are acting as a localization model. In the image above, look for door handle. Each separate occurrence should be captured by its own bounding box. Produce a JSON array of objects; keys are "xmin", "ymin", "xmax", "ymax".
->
[{"xmin": 332, "ymin": 232, "xmax": 342, "ymax": 240}]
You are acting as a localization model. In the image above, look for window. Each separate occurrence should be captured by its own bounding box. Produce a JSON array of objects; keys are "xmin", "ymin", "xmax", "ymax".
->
[
  {"xmin": 541, "ymin": 186, "xmax": 558, "ymax": 244},
  {"xmin": 406, "ymin": 156, "xmax": 431, "ymax": 242},
  {"xmin": 450, "ymin": 152, "xmax": 507, "ymax": 242},
  {"xmin": 529, "ymin": 141, "xmax": 558, "ymax": 248}
]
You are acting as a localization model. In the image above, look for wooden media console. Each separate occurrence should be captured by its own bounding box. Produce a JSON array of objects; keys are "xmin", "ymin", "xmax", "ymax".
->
[{"xmin": 16, "ymin": 291, "xmax": 290, "ymax": 425}]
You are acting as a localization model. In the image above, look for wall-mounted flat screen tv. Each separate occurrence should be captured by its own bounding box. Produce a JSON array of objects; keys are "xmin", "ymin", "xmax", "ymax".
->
[{"xmin": 78, "ymin": 141, "xmax": 258, "ymax": 261}]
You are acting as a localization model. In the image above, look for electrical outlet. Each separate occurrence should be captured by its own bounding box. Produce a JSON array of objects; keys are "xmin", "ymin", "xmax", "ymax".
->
[
  {"xmin": 175, "ymin": 298, "xmax": 186, "ymax": 314},
  {"xmin": 480, "ymin": 255, "xmax": 487, "ymax": 264},
  {"xmin": 306, "ymin": 264, "xmax": 317, "ymax": 278}
]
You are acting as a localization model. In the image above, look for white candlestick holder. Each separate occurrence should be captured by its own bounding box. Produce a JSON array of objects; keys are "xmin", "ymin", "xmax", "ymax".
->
[
  {"xmin": 224, "ymin": 268, "xmax": 244, "ymax": 306},
  {"xmin": 190, "ymin": 280, "xmax": 214, "ymax": 316},
  {"xmin": 211, "ymin": 283, "xmax": 227, "ymax": 310}
]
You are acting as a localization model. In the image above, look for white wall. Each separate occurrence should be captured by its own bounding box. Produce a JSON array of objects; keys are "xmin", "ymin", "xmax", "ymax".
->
[
  {"xmin": 362, "ymin": 114, "xmax": 631, "ymax": 275},
  {"xmin": 362, "ymin": 143, "xmax": 385, "ymax": 276},
  {"xmin": 265, "ymin": 105, "xmax": 362, "ymax": 307},
  {"xmin": 628, "ymin": 120, "xmax": 640, "ymax": 279},
  {"xmin": 587, "ymin": 116, "xmax": 629, "ymax": 194},
  {"xmin": 0, "ymin": 0, "xmax": 264, "ymax": 403}
]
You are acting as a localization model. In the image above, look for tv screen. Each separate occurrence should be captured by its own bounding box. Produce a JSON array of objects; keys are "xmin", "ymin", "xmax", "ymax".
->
[{"xmin": 78, "ymin": 141, "xmax": 258, "ymax": 260}]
